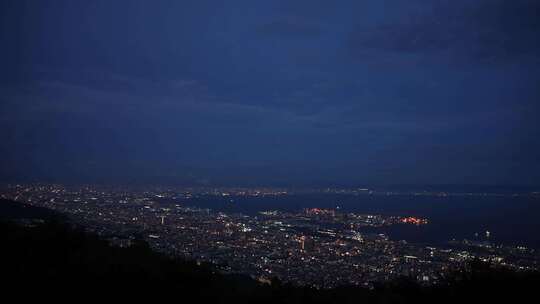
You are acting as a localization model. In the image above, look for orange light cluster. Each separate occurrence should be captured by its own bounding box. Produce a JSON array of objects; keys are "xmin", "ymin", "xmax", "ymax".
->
[
  {"xmin": 400, "ymin": 217, "xmax": 428, "ymax": 225},
  {"xmin": 305, "ymin": 208, "xmax": 335, "ymax": 216}
]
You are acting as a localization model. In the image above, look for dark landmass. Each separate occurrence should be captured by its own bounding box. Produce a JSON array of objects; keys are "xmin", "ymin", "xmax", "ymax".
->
[
  {"xmin": 0, "ymin": 198, "xmax": 61, "ymax": 220},
  {"xmin": 1, "ymin": 199, "xmax": 538, "ymax": 303}
]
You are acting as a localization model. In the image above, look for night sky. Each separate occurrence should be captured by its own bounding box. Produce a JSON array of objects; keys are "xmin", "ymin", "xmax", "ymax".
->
[{"xmin": 1, "ymin": 0, "xmax": 539, "ymax": 186}]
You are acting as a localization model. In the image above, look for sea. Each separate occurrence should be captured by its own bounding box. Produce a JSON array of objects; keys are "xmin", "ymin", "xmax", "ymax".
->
[{"xmin": 185, "ymin": 193, "xmax": 540, "ymax": 249}]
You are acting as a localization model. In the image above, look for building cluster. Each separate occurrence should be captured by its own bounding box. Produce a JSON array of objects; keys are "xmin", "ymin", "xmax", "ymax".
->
[{"xmin": 1, "ymin": 184, "xmax": 538, "ymax": 288}]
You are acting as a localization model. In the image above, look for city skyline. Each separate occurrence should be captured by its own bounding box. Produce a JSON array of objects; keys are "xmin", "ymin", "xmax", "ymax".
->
[{"xmin": 3, "ymin": 183, "xmax": 538, "ymax": 289}]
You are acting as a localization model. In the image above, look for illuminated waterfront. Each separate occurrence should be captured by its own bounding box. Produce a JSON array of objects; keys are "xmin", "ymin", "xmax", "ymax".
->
[{"xmin": 2, "ymin": 184, "xmax": 539, "ymax": 288}]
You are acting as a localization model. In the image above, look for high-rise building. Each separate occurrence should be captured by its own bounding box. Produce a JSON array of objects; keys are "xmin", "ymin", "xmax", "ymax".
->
[{"xmin": 300, "ymin": 236, "xmax": 315, "ymax": 252}]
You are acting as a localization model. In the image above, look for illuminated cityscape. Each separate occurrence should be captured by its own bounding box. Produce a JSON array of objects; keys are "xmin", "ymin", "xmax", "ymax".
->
[
  {"xmin": 2, "ymin": 184, "xmax": 538, "ymax": 289},
  {"xmin": 2, "ymin": 0, "xmax": 540, "ymax": 300}
]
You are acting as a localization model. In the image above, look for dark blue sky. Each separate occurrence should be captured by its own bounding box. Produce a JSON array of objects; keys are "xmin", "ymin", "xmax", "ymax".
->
[{"xmin": 1, "ymin": 0, "xmax": 539, "ymax": 186}]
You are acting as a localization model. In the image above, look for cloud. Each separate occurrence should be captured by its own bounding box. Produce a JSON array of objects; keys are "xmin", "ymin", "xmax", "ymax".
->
[
  {"xmin": 170, "ymin": 79, "xmax": 199, "ymax": 89},
  {"xmin": 256, "ymin": 16, "xmax": 323, "ymax": 38},
  {"xmin": 349, "ymin": 0, "xmax": 540, "ymax": 63}
]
